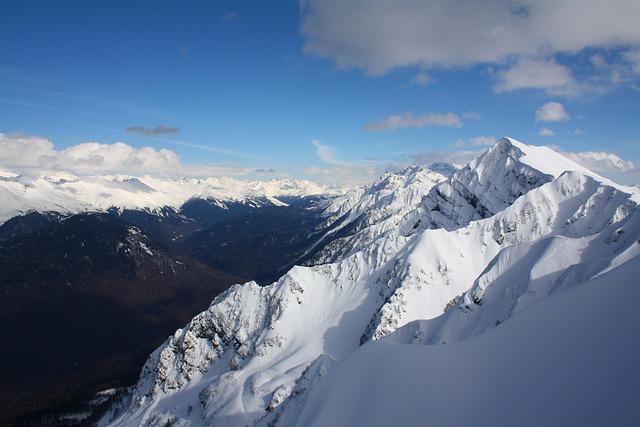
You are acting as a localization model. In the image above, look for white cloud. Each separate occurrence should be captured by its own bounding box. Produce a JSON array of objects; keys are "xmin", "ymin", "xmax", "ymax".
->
[
  {"xmin": 301, "ymin": 0, "xmax": 640, "ymax": 72},
  {"xmin": 535, "ymin": 102, "xmax": 570, "ymax": 122},
  {"xmin": 469, "ymin": 136, "xmax": 497, "ymax": 146},
  {"xmin": 366, "ymin": 112, "xmax": 462, "ymax": 131},
  {"xmin": 0, "ymin": 132, "xmax": 251, "ymax": 177},
  {"xmin": 583, "ymin": 49, "xmax": 640, "ymax": 86},
  {"xmin": 300, "ymin": 0, "xmax": 640, "ymax": 92},
  {"xmin": 60, "ymin": 142, "xmax": 180, "ymax": 173},
  {"xmin": 574, "ymin": 128, "xmax": 586, "ymax": 135},
  {"xmin": 0, "ymin": 132, "xmax": 56, "ymax": 168},
  {"xmin": 560, "ymin": 150, "xmax": 635, "ymax": 172},
  {"xmin": 539, "ymin": 128, "xmax": 555, "ymax": 136},
  {"xmin": 494, "ymin": 58, "xmax": 576, "ymax": 94}
]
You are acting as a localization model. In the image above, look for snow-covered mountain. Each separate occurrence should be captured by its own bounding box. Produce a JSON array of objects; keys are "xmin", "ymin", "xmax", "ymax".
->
[
  {"xmin": 305, "ymin": 138, "xmax": 606, "ymax": 266},
  {"xmin": 101, "ymin": 137, "xmax": 640, "ymax": 427},
  {"xmin": 0, "ymin": 172, "xmax": 333, "ymax": 225},
  {"xmin": 305, "ymin": 165, "xmax": 447, "ymax": 264}
]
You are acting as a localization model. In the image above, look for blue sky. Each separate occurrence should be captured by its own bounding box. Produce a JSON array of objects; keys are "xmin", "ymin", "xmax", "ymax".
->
[{"xmin": 1, "ymin": 0, "xmax": 639, "ymax": 185}]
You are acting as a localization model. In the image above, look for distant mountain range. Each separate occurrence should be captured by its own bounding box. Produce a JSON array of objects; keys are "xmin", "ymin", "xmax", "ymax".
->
[{"xmin": 0, "ymin": 172, "xmax": 337, "ymax": 224}]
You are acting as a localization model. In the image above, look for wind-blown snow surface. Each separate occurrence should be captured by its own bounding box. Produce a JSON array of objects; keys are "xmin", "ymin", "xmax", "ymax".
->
[
  {"xmin": 101, "ymin": 138, "xmax": 640, "ymax": 427},
  {"xmin": 0, "ymin": 173, "xmax": 331, "ymax": 225},
  {"xmin": 286, "ymin": 256, "xmax": 640, "ymax": 427}
]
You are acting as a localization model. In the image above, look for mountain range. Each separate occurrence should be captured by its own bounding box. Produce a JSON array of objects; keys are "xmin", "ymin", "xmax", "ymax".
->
[
  {"xmin": 0, "ymin": 175, "xmax": 335, "ymax": 424},
  {"xmin": 2, "ymin": 137, "xmax": 639, "ymax": 426},
  {"xmin": 94, "ymin": 138, "xmax": 640, "ymax": 427}
]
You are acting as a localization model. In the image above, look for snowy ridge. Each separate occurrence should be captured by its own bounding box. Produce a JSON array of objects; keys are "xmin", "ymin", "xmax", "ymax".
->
[
  {"xmin": 308, "ymin": 137, "xmax": 607, "ymax": 266},
  {"xmin": 102, "ymin": 138, "xmax": 640, "ymax": 427},
  {"xmin": 320, "ymin": 166, "xmax": 445, "ymax": 222},
  {"xmin": 383, "ymin": 178, "xmax": 640, "ymax": 346},
  {"xmin": 406, "ymin": 137, "xmax": 637, "ymax": 234},
  {"xmin": 363, "ymin": 170, "xmax": 637, "ymax": 342},
  {"xmin": 398, "ymin": 137, "xmax": 586, "ymax": 234},
  {"xmin": 306, "ymin": 166, "xmax": 447, "ymax": 264},
  {"xmin": 0, "ymin": 172, "xmax": 333, "ymax": 225}
]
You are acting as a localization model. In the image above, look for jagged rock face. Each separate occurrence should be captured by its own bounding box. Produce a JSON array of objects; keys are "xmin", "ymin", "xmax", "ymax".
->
[
  {"xmin": 305, "ymin": 166, "xmax": 447, "ymax": 265},
  {"xmin": 398, "ymin": 138, "xmax": 556, "ymax": 234},
  {"xmin": 102, "ymin": 138, "xmax": 640, "ymax": 427}
]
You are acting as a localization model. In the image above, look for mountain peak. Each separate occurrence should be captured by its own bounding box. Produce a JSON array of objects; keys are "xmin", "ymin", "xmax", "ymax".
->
[{"xmin": 494, "ymin": 136, "xmax": 595, "ymax": 179}]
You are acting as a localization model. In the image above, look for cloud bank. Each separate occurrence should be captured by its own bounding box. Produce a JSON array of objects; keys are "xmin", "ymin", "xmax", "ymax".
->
[
  {"xmin": 2, "ymin": 133, "xmax": 634, "ymax": 186},
  {"xmin": 559, "ymin": 149, "xmax": 636, "ymax": 173},
  {"xmin": 0, "ymin": 133, "xmax": 250, "ymax": 177},
  {"xmin": 300, "ymin": 0, "xmax": 640, "ymax": 93}
]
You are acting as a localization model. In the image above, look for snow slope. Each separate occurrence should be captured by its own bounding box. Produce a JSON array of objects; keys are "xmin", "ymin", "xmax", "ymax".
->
[
  {"xmin": 387, "ymin": 208, "xmax": 640, "ymax": 346},
  {"xmin": 283, "ymin": 255, "xmax": 640, "ymax": 427},
  {"xmin": 101, "ymin": 138, "xmax": 640, "ymax": 427},
  {"xmin": 0, "ymin": 172, "xmax": 331, "ymax": 225}
]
